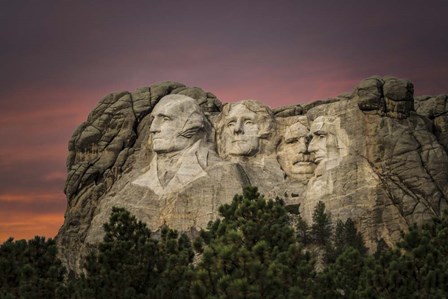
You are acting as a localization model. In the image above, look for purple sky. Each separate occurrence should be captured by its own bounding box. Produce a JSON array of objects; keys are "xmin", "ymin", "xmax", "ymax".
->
[{"xmin": 1, "ymin": 0, "xmax": 447, "ymax": 241}]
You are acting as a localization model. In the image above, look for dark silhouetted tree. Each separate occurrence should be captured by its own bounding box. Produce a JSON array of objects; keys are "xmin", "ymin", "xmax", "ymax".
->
[
  {"xmin": 0, "ymin": 236, "xmax": 66, "ymax": 299},
  {"xmin": 191, "ymin": 186, "xmax": 315, "ymax": 298},
  {"xmin": 311, "ymin": 201, "xmax": 332, "ymax": 247}
]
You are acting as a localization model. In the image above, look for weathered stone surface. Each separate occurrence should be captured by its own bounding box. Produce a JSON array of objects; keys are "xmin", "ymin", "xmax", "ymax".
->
[
  {"xmin": 57, "ymin": 83, "xmax": 223, "ymax": 271},
  {"xmin": 415, "ymin": 94, "xmax": 448, "ymax": 152},
  {"xmin": 57, "ymin": 77, "xmax": 448, "ymax": 272}
]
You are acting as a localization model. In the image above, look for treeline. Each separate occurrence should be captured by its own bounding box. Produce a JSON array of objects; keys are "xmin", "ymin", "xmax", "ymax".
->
[{"xmin": 1, "ymin": 187, "xmax": 448, "ymax": 298}]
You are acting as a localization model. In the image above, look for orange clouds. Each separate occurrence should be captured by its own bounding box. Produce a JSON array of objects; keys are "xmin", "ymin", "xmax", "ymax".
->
[
  {"xmin": 0, "ymin": 191, "xmax": 66, "ymax": 242},
  {"xmin": 0, "ymin": 207, "xmax": 64, "ymax": 243}
]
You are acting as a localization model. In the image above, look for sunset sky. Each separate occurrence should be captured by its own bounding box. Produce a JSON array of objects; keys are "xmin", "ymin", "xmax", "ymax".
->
[{"xmin": 1, "ymin": 0, "xmax": 447, "ymax": 242}]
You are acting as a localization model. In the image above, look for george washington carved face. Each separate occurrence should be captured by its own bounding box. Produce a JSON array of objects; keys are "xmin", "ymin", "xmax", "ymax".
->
[{"xmin": 149, "ymin": 94, "xmax": 205, "ymax": 154}]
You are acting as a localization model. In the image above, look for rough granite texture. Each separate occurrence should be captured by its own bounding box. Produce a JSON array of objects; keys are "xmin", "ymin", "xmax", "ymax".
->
[{"xmin": 57, "ymin": 77, "xmax": 448, "ymax": 272}]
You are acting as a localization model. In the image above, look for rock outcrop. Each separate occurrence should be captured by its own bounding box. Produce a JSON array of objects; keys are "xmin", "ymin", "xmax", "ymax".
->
[{"xmin": 57, "ymin": 77, "xmax": 448, "ymax": 272}]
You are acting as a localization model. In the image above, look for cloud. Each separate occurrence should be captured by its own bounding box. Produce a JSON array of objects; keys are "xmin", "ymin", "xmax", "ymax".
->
[
  {"xmin": 0, "ymin": 191, "xmax": 66, "ymax": 215},
  {"xmin": 0, "ymin": 210, "xmax": 64, "ymax": 242}
]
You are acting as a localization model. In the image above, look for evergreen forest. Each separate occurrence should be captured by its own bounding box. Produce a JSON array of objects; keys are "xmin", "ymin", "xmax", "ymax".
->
[{"xmin": 1, "ymin": 187, "xmax": 447, "ymax": 298}]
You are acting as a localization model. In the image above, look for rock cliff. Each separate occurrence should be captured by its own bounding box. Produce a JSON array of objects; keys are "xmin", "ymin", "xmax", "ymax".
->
[{"xmin": 56, "ymin": 77, "xmax": 448, "ymax": 272}]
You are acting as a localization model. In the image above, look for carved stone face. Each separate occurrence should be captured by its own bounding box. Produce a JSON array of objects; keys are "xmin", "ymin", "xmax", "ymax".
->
[
  {"xmin": 278, "ymin": 122, "xmax": 316, "ymax": 178},
  {"xmin": 150, "ymin": 95, "xmax": 203, "ymax": 154},
  {"xmin": 223, "ymin": 104, "xmax": 261, "ymax": 156},
  {"xmin": 308, "ymin": 116, "xmax": 339, "ymax": 165}
]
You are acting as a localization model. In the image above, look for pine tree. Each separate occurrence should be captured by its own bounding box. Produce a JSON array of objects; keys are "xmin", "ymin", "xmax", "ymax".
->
[
  {"xmin": 80, "ymin": 207, "xmax": 194, "ymax": 299},
  {"xmin": 343, "ymin": 218, "xmax": 367, "ymax": 255},
  {"xmin": 191, "ymin": 186, "xmax": 315, "ymax": 298},
  {"xmin": 150, "ymin": 226, "xmax": 194, "ymax": 299},
  {"xmin": 82, "ymin": 207, "xmax": 158, "ymax": 298},
  {"xmin": 0, "ymin": 236, "xmax": 66, "ymax": 299},
  {"xmin": 357, "ymin": 213, "xmax": 448, "ymax": 298},
  {"xmin": 311, "ymin": 201, "xmax": 332, "ymax": 247},
  {"xmin": 316, "ymin": 247, "xmax": 365, "ymax": 298},
  {"xmin": 297, "ymin": 214, "xmax": 311, "ymax": 245}
]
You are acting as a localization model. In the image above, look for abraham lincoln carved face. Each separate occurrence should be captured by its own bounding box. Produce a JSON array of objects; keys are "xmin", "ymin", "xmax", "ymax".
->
[{"xmin": 308, "ymin": 116, "xmax": 339, "ymax": 165}]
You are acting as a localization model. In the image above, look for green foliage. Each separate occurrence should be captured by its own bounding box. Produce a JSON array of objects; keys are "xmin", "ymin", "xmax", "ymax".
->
[
  {"xmin": 357, "ymin": 213, "xmax": 448, "ymax": 298},
  {"xmin": 81, "ymin": 207, "xmax": 158, "ymax": 298},
  {"xmin": 296, "ymin": 214, "xmax": 311, "ymax": 246},
  {"xmin": 3, "ymin": 190, "xmax": 448, "ymax": 298},
  {"xmin": 151, "ymin": 227, "xmax": 194, "ymax": 298},
  {"xmin": 325, "ymin": 218, "xmax": 367, "ymax": 264},
  {"xmin": 0, "ymin": 236, "xmax": 66, "ymax": 299},
  {"xmin": 311, "ymin": 201, "xmax": 332, "ymax": 246},
  {"xmin": 316, "ymin": 247, "xmax": 366, "ymax": 298},
  {"xmin": 191, "ymin": 186, "xmax": 315, "ymax": 298},
  {"xmin": 78, "ymin": 207, "xmax": 194, "ymax": 299}
]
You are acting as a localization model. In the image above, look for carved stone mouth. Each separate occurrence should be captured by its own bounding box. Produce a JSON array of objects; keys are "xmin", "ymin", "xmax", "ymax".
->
[
  {"xmin": 294, "ymin": 161, "xmax": 312, "ymax": 165},
  {"xmin": 293, "ymin": 161, "xmax": 316, "ymax": 166},
  {"xmin": 293, "ymin": 154, "xmax": 314, "ymax": 164}
]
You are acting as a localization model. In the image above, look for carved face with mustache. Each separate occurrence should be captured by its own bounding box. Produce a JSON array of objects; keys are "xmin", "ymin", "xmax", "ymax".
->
[{"xmin": 277, "ymin": 121, "xmax": 316, "ymax": 179}]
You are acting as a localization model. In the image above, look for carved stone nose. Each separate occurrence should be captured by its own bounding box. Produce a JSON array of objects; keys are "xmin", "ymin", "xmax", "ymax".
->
[
  {"xmin": 149, "ymin": 124, "xmax": 159, "ymax": 133},
  {"xmin": 297, "ymin": 136, "xmax": 311, "ymax": 154},
  {"xmin": 305, "ymin": 135, "xmax": 312, "ymax": 146},
  {"xmin": 307, "ymin": 135, "xmax": 317, "ymax": 152},
  {"xmin": 233, "ymin": 121, "xmax": 244, "ymax": 134},
  {"xmin": 298, "ymin": 142, "xmax": 309, "ymax": 154}
]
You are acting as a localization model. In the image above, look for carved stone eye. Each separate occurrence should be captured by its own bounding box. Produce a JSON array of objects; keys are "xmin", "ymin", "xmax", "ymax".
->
[
  {"xmin": 244, "ymin": 120, "xmax": 254, "ymax": 125},
  {"xmin": 285, "ymin": 137, "xmax": 298, "ymax": 144},
  {"xmin": 227, "ymin": 121, "xmax": 236, "ymax": 127}
]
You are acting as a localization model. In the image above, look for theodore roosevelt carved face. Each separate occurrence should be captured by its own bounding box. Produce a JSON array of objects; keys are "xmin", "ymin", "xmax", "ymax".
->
[
  {"xmin": 277, "ymin": 120, "xmax": 316, "ymax": 179},
  {"xmin": 217, "ymin": 100, "xmax": 275, "ymax": 158},
  {"xmin": 149, "ymin": 94, "xmax": 205, "ymax": 154}
]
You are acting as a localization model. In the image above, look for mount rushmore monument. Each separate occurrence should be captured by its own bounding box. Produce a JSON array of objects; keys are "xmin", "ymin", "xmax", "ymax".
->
[{"xmin": 57, "ymin": 76, "xmax": 448, "ymax": 271}]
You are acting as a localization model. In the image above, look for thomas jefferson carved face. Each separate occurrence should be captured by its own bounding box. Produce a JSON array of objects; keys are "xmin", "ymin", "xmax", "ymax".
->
[
  {"xmin": 278, "ymin": 121, "xmax": 316, "ymax": 179},
  {"xmin": 308, "ymin": 116, "xmax": 339, "ymax": 165},
  {"xmin": 149, "ymin": 95, "xmax": 204, "ymax": 154},
  {"xmin": 217, "ymin": 100, "xmax": 275, "ymax": 158},
  {"xmin": 224, "ymin": 104, "xmax": 260, "ymax": 156}
]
